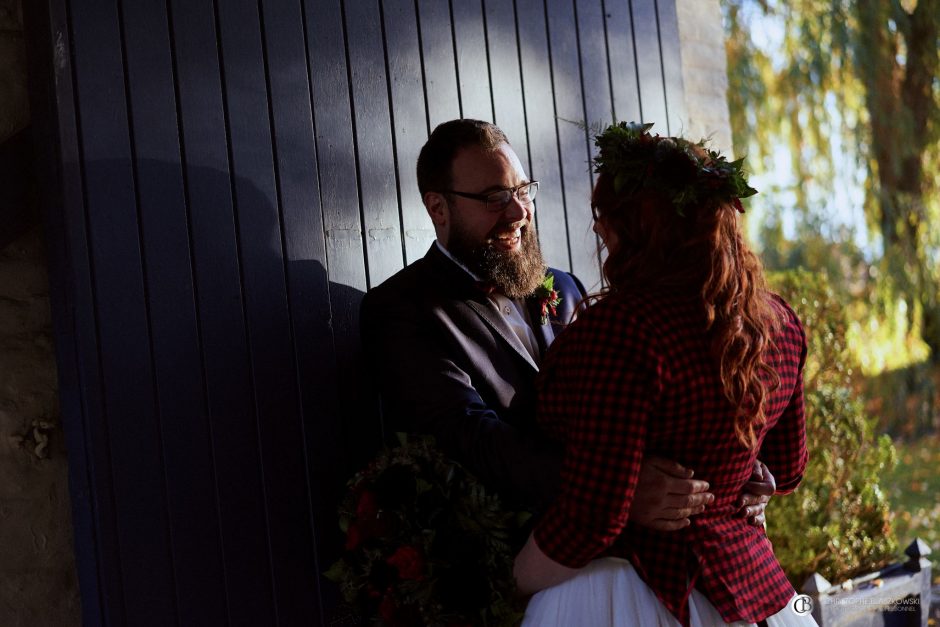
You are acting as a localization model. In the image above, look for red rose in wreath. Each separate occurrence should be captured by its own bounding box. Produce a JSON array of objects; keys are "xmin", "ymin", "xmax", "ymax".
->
[{"xmin": 386, "ymin": 545, "xmax": 425, "ymax": 580}]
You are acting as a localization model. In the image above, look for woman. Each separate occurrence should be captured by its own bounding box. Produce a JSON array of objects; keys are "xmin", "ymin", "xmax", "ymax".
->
[{"xmin": 513, "ymin": 122, "xmax": 816, "ymax": 626}]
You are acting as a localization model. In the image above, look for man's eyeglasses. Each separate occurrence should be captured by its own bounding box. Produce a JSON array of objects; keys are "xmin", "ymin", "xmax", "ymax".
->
[{"xmin": 443, "ymin": 181, "xmax": 539, "ymax": 212}]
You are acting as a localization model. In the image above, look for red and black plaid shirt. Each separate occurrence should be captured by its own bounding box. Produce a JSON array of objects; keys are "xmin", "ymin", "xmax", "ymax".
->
[{"xmin": 533, "ymin": 290, "xmax": 807, "ymax": 626}]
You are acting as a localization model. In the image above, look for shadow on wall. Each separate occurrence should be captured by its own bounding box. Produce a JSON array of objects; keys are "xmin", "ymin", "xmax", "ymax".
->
[{"xmin": 43, "ymin": 153, "xmax": 383, "ymax": 623}]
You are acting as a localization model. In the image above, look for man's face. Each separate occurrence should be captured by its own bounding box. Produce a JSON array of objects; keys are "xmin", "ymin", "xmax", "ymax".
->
[{"xmin": 435, "ymin": 143, "xmax": 545, "ymax": 298}]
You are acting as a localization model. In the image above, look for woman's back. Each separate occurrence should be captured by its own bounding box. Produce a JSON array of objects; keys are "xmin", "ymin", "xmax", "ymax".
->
[
  {"xmin": 514, "ymin": 121, "xmax": 814, "ymax": 627},
  {"xmin": 533, "ymin": 288, "xmax": 807, "ymax": 624}
]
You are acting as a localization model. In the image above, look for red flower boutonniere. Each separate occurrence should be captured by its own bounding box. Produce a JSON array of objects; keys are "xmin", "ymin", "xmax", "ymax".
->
[{"xmin": 533, "ymin": 274, "xmax": 562, "ymax": 325}]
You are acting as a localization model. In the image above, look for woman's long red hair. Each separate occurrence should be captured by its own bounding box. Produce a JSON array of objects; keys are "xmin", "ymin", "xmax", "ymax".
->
[{"xmin": 592, "ymin": 175, "xmax": 780, "ymax": 449}]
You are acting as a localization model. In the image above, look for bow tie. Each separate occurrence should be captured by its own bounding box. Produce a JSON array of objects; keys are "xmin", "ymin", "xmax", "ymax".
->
[{"xmin": 475, "ymin": 280, "xmax": 499, "ymax": 296}]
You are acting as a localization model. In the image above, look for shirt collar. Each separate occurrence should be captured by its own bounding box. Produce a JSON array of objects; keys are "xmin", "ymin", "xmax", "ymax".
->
[{"xmin": 435, "ymin": 240, "xmax": 483, "ymax": 282}]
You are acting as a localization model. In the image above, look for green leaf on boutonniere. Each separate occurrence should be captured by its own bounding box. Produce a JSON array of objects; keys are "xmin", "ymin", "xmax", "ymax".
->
[{"xmin": 533, "ymin": 274, "xmax": 563, "ymax": 325}]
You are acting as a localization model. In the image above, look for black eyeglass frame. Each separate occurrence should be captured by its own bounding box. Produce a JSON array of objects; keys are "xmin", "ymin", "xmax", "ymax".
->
[{"xmin": 440, "ymin": 181, "xmax": 539, "ymax": 212}]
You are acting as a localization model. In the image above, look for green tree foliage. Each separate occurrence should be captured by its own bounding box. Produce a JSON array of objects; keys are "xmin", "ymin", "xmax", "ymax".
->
[
  {"xmin": 768, "ymin": 270, "xmax": 898, "ymax": 585},
  {"xmin": 724, "ymin": 0, "xmax": 940, "ymax": 359}
]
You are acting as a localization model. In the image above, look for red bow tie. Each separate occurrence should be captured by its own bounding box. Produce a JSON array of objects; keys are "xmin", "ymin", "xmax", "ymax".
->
[{"xmin": 475, "ymin": 281, "xmax": 498, "ymax": 296}]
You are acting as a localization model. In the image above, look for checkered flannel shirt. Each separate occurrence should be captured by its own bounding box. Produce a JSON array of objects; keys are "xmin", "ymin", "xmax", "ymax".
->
[{"xmin": 532, "ymin": 290, "xmax": 808, "ymax": 626}]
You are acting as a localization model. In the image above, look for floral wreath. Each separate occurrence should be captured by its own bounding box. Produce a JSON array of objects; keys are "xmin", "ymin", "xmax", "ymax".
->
[
  {"xmin": 326, "ymin": 435, "xmax": 530, "ymax": 626},
  {"xmin": 591, "ymin": 121, "xmax": 757, "ymax": 215}
]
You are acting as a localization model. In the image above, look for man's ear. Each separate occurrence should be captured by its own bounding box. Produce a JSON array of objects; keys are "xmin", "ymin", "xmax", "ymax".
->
[{"xmin": 424, "ymin": 192, "xmax": 449, "ymax": 227}]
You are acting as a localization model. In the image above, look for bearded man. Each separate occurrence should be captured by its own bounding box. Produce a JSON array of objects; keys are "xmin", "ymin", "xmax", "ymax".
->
[{"xmin": 360, "ymin": 119, "xmax": 772, "ymax": 525}]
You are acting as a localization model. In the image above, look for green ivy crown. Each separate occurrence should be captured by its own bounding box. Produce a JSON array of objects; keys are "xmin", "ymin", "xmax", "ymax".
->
[{"xmin": 591, "ymin": 121, "xmax": 758, "ymax": 216}]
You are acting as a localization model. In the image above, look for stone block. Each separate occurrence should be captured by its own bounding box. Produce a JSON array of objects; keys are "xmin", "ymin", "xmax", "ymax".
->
[
  {"xmin": 0, "ymin": 0, "xmax": 23, "ymax": 32},
  {"xmin": 0, "ymin": 494, "xmax": 76, "ymax": 571},
  {"xmin": 0, "ymin": 226, "xmax": 77, "ymax": 625},
  {"xmin": 683, "ymin": 69, "xmax": 729, "ymax": 95},
  {"xmin": 0, "ymin": 564, "xmax": 81, "ymax": 627},
  {"xmin": 674, "ymin": 0, "xmax": 732, "ymax": 155},
  {"xmin": 680, "ymin": 42, "xmax": 729, "ymax": 71},
  {"xmin": 676, "ymin": 0, "xmax": 724, "ymax": 43}
]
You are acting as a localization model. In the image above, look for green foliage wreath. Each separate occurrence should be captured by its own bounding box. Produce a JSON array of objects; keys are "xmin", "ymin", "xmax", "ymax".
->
[{"xmin": 326, "ymin": 435, "xmax": 529, "ymax": 626}]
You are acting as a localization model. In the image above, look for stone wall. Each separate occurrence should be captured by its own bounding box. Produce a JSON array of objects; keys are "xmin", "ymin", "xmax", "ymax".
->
[
  {"xmin": 0, "ymin": 0, "xmax": 81, "ymax": 624},
  {"xmin": 676, "ymin": 0, "xmax": 734, "ymax": 156}
]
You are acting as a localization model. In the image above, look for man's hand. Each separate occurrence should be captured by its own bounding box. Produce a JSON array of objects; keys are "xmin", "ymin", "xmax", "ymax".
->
[
  {"xmin": 630, "ymin": 456, "xmax": 714, "ymax": 531},
  {"xmin": 738, "ymin": 461, "xmax": 775, "ymax": 527}
]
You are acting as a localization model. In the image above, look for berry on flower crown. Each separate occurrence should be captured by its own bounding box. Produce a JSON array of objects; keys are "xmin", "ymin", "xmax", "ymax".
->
[{"xmin": 591, "ymin": 121, "xmax": 758, "ymax": 215}]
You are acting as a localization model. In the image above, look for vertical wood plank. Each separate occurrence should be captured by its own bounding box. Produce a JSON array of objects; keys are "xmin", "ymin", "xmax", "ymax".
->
[
  {"xmin": 304, "ymin": 0, "xmax": 378, "ymax": 480},
  {"xmin": 484, "ymin": 0, "xmax": 529, "ymax": 167},
  {"xmin": 574, "ymin": 0, "xmax": 611, "ymax": 282},
  {"xmin": 334, "ymin": 0, "xmax": 396, "ymax": 538},
  {"xmin": 305, "ymin": 0, "xmax": 367, "ymax": 294},
  {"xmin": 417, "ymin": 0, "xmax": 460, "ymax": 128},
  {"xmin": 23, "ymin": 0, "xmax": 115, "ymax": 622},
  {"xmin": 215, "ymin": 0, "xmax": 318, "ymax": 622},
  {"xmin": 576, "ymin": 0, "xmax": 614, "ymax": 130},
  {"xmin": 656, "ymin": 0, "xmax": 687, "ymax": 134},
  {"xmin": 515, "ymin": 0, "xmax": 570, "ymax": 271},
  {"xmin": 605, "ymin": 0, "xmax": 642, "ymax": 123},
  {"xmin": 452, "ymin": 0, "xmax": 492, "ymax": 121},
  {"xmin": 70, "ymin": 0, "xmax": 177, "ymax": 622},
  {"xmin": 345, "ymin": 0, "xmax": 405, "ymax": 287},
  {"xmin": 168, "ymin": 0, "xmax": 276, "ymax": 623},
  {"xmin": 630, "ymin": 0, "xmax": 669, "ymax": 129},
  {"xmin": 382, "ymin": 0, "xmax": 434, "ymax": 264},
  {"xmin": 260, "ymin": 0, "xmax": 343, "ymax": 621},
  {"xmin": 545, "ymin": 0, "xmax": 600, "ymax": 289},
  {"xmin": 119, "ymin": 0, "xmax": 228, "ymax": 623}
]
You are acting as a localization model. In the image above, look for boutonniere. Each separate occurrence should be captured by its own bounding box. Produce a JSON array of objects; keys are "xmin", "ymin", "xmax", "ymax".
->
[{"xmin": 533, "ymin": 274, "xmax": 562, "ymax": 325}]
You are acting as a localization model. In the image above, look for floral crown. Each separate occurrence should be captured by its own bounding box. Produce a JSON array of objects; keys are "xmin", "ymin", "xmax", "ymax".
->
[{"xmin": 591, "ymin": 121, "xmax": 757, "ymax": 215}]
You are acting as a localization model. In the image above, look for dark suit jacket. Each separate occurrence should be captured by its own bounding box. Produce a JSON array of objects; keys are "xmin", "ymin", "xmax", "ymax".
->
[{"xmin": 360, "ymin": 243, "xmax": 586, "ymax": 509}]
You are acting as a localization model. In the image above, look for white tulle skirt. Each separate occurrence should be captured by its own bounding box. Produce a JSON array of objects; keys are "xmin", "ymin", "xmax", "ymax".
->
[{"xmin": 521, "ymin": 558, "xmax": 819, "ymax": 627}]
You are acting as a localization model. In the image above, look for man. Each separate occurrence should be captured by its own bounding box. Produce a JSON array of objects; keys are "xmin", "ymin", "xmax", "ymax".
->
[{"xmin": 361, "ymin": 119, "xmax": 771, "ymax": 527}]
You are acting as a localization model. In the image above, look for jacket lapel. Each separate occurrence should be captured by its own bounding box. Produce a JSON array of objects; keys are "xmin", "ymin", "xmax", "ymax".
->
[
  {"xmin": 466, "ymin": 299, "xmax": 540, "ymax": 371},
  {"xmin": 423, "ymin": 244, "xmax": 539, "ymax": 372}
]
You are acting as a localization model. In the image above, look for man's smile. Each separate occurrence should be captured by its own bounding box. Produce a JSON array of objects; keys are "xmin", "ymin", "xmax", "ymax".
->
[{"xmin": 488, "ymin": 223, "xmax": 526, "ymax": 252}]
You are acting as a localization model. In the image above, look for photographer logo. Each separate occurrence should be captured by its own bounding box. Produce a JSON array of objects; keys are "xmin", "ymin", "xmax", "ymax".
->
[{"xmin": 792, "ymin": 595, "xmax": 814, "ymax": 616}]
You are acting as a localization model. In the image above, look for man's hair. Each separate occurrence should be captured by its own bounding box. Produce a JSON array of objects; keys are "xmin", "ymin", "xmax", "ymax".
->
[{"xmin": 416, "ymin": 119, "xmax": 509, "ymax": 197}]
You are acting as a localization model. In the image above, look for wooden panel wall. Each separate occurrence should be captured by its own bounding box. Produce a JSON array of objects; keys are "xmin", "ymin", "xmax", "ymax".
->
[{"xmin": 24, "ymin": 0, "xmax": 686, "ymax": 624}]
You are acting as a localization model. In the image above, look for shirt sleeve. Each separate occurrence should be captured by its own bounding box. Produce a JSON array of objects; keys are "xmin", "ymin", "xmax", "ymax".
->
[
  {"xmin": 759, "ymin": 299, "xmax": 808, "ymax": 494},
  {"xmin": 532, "ymin": 301, "xmax": 663, "ymax": 567}
]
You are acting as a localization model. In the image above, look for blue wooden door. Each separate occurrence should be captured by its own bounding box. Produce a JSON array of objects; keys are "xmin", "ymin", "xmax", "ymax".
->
[{"xmin": 24, "ymin": 0, "xmax": 686, "ymax": 624}]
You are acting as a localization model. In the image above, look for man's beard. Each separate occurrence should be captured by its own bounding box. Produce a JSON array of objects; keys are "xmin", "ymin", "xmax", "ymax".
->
[{"xmin": 447, "ymin": 220, "xmax": 546, "ymax": 299}]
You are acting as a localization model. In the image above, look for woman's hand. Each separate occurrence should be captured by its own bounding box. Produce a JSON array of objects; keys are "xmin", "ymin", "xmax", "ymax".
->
[{"xmin": 513, "ymin": 532, "xmax": 581, "ymax": 596}]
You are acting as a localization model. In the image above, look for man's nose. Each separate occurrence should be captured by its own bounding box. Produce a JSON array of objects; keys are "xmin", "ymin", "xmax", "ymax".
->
[{"xmin": 501, "ymin": 195, "xmax": 529, "ymax": 222}]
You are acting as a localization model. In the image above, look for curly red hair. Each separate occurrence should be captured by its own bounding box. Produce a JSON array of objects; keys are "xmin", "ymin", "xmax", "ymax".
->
[{"xmin": 591, "ymin": 173, "xmax": 780, "ymax": 449}]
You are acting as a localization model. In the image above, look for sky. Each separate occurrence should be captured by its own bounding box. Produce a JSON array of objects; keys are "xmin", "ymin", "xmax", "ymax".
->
[{"xmin": 737, "ymin": 4, "xmax": 875, "ymax": 259}]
